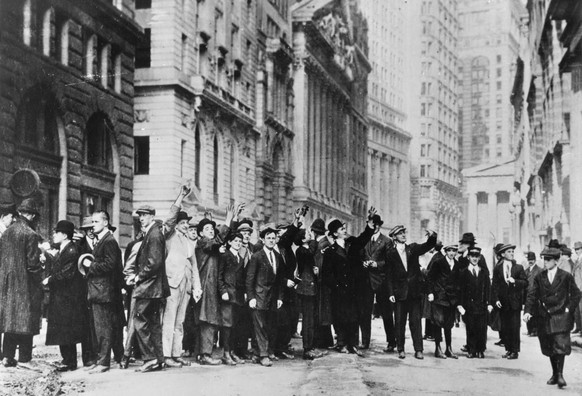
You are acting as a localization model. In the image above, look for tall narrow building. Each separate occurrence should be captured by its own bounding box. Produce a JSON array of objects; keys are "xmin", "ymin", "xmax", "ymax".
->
[
  {"xmin": 408, "ymin": 0, "xmax": 462, "ymax": 243},
  {"xmin": 360, "ymin": 1, "xmax": 411, "ymax": 232}
]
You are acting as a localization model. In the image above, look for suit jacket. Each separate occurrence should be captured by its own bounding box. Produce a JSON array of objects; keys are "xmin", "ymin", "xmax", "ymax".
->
[
  {"xmin": 525, "ymin": 268, "xmax": 581, "ymax": 334},
  {"xmin": 295, "ymin": 244, "xmax": 317, "ymax": 297},
  {"xmin": 427, "ymin": 256, "xmax": 460, "ymax": 307},
  {"xmin": 276, "ymin": 225, "xmax": 300, "ymax": 303},
  {"xmin": 246, "ymin": 248, "xmax": 284, "ymax": 311},
  {"xmin": 361, "ymin": 232, "xmax": 392, "ymax": 292},
  {"xmin": 458, "ymin": 265, "xmax": 490, "ymax": 314},
  {"xmin": 312, "ymin": 236, "xmax": 333, "ymax": 325},
  {"xmin": 86, "ymin": 231, "xmax": 124, "ymax": 304},
  {"xmin": 386, "ymin": 233, "xmax": 437, "ymax": 301},
  {"xmin": 164, "ymin": 205, "xmax": 199, "ymax": 291},
  {"xmin": 218, "ymin": 249, "xmax": 245, "ymax": 306},
  {"xmin": 133, "ymin": 223, "xmax": 170, "ymax": 299},
  {"xmin": 491, "ymin": 259, "xmax": 528, "ymax": 311}
]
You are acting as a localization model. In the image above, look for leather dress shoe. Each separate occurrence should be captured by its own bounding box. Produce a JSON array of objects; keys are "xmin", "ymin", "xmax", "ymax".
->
[
  {"xmin": 278, "ymin": 351, "xmax": 295, "ymax": 360},
  {"xmin": 445, "ymin": 347, "xmax": 458, "ymax": 359},
  {"xmin": 547, "ymin": 374, "xmax": 558, "ymax": 385},
  {"xmin": 398, "ymin": 351, "xmax": 406, "ymax": 359},
  {"xmin": 460, "ymin": 345, "xmax": 468, "ymax": 353},
  {"xmin": 507, "ymin": 352, "xmax": 519, "ymax": 360},
  {"xmin": 56, "ymin": 364, "xmax": 77, "ymax": 372},
  {"xmin": 251, "ymin": 355, "xmax": 261, "ymax": 364},
  {"xmin": 349, "ymin": 347, "xmax": 364, "ymax": 357},
  {"xmin": 358, "ymin": 344, "xmax": 370, "ymax": 350},
  {"xmin": 222, "ymin": 354, "xmax": 236, "ymax": 366},
  {"xmin": 383, "ymin": 345, "xmax": 395, "ymax": 353},
  {"xmin": 477, "ymin": 352, "xmax": 485, "ymax": 359},
  {"xmin": 230, "ymin": 353, "xmax": 245, "ymax": 364},
  {"xmin": 164, "ymin": 358, "xmax": 183, "ymax": 368},
  {"xmin": 414, "ymin": 351, "xmax": 424, "ymax": 360},
  {"xmin": 199, "ymin": 355, "xmax": 222, "ymax": 366},
  {"xmin": 494, "ymin": 340, "xmax": 504, "ymax": 347},
  {"xmin": 434, "ymin": 346, "xmax": 446, "ymax": 359},
  {"xmin": 2, "ymin": 357, "xmax": 17, "ymax": 367},
  {"xmin": 316, "ymin": 349, "xmax": 329, "ymax": 356},
  {"xmin": 303, "ymin": 349, "xmax": 324, "ymax": 360},
  {"xmin": 173, "ymin": 357, "xmax": 191, "ymax": 366},
  {"xmin": 467, "ymin": 352, "xmax": 477, "ymax": 359},
  {"xmin": 259, "ymin": 357, "xmax": 272, "ymax": 367},
  {"xmin": 268, "ymin": 353, "xmax": 279, "ymax": 361},
  {"xmin": 136, "ymin": 360, "xmax": 163, "ymax": 373},
  {"xmin": 556, "ymin": 374, "xmax": 567, "ymax": 388},
  {"xmin": 501, "ymin": 351, "xmax": 511, "ymax": 358},
  {"xmin": 120, "ymin": 356, "xmax": 131, "ymax": 369},
  {"xmin": 84, "ymin": 363, "xmax": 97, "ymax": 371},
  {"xmin": 337, "ymin": 346, "xmax": 349, "ymax": 354},
  {"xmin": 88, "ymin": 364, "xmax": 110, "ymax": 374}
]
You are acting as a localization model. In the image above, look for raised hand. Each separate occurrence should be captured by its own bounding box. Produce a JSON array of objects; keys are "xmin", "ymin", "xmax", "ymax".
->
[
  {"xmin": 367, "ymin": 206, "xmax": 377, "ymax": 220},
  {"xmin": 204, "ymin": 210, "xmax": 213, "ymax": 221},
  {"xmin": 181, "ymin": 184, "xmax": 192, "ymax": 197}
]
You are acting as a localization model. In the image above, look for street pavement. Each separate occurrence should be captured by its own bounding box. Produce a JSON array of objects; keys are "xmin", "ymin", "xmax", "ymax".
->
[{"xmin": 2, "ymin": 318, "xmax": 582, "ymax": 395}]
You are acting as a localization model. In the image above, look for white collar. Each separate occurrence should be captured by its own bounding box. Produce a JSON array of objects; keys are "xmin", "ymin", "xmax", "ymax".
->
[
  {"xmin": 264, "ymin": 246, "xmax": 275, "ymax": 256},
  {"xmin": 142, "ymin": 221, "xmax": 155, "ymax": 235},
  {"xmin": 229, "ymin": 247, "xmax": 239, "ymax": 257},
  {"xmin": 470, "ymin": 263, "xmax": 479, "ymax": 272},
  {"xmin": 548, "ymin": 266, "xmax": 558, "ymax": 276},
  {"xmin": 60, "ymin": 240, "xmax": 71, "ymax": 252},
  {"xmin": 96, "ymin": 228, "xmax": 110, "ymax": 240},
  {"xmin": 396, "ymin": 242, "xmax": 406, "ymax": 250},
  {"xmin": 372, "ymin": 232, "xmax": 381, "ymax": 241},
  {"xmin": 336, "ymin": 239, "xmax": 346, "ymax": 248}
]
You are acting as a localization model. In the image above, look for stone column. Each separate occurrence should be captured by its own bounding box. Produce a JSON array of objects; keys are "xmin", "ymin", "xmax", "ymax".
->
[
  {"xmin": 468, "ymin": 192, "xmax": 478, "ymax": 234},
  {"xmin": 488, "ymin": 191, "xmax": 498, "ymax": 243},
  {"xmin": 569, "ymin": 67, "xmax": 582, "ymax": 240},
  {"xmin": 291, "ymin": 29, "xmax": 308, "ymax": 200}
]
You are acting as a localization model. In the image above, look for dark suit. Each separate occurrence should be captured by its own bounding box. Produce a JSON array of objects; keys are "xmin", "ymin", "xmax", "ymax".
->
[
  {"xmin": 296, "ymin": 245, "xmax": 318, "ymax": 351},
  {"xmin": 218, "ymin": 250, "xmax": 245, "ymax": 352},
  {"xmin": 86, "ymin": 231, "xmax": 125, "ymax": 367},
  {"xmin": 491, "ymin": 260, "xmax": 527, "ymax": 354},
  {"xmin": 246, "ymin": 248, "xmax": 284, "ymax": 357},
  {"xmin": 312, "ymin": 236, "xmax": 333, "ymax": 348},
  {"xmin": 386, "ymin": 233, "xmax": 437, "ymax": 353},
  {"xmin": 427, "ymin": 256, "xmax": 460, "ymax": 344},
  {"xmin": 525, "ymin": 264, "xmax": 542, "ymax": 335},
  {"xmin": 132, "ymin": 223, "xmax": 169, "ymax": 363},
  {"xmin": 357, "ymin": 232, "xmax": 393, "ymax": 348},
  {"xmin": 458, "ymin": 265, "xmax": 490, "ymax": 354},
  {"xmin": 525, "ymin": 268, "xmax": 581, "ymax": 356}
]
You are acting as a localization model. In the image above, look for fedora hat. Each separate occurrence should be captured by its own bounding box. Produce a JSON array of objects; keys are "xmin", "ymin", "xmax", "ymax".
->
[
  {"xmin": 540, "ymin": 247, "xmax": 561, "ymax": 259},
  {"xmin": 17, "ymin": 198, "xmax": 40, "ymax": 216},
  {"xmin": 310, "ymin": 218, "xmax": 326, "ymax": 235},
  {"xmin": 80, "ymin": 216, "xmax": 93, "ymax": 230},
  {"xmin": 459, "ymin": 232, "xmax": 476, "ymax": 244},
  {"xmin": 574, "ymin": 241, "xmax": 582, "ymax": 250}
]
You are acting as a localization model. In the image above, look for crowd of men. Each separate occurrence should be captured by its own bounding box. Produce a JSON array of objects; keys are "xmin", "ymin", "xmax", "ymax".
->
[{"xmin": 0, "ymin": 186, "xmax": 580, "ymax": 388}]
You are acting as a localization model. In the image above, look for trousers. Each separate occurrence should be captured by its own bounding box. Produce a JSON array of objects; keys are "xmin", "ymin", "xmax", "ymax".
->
[
  {"xmin": 394, "ymin": 298, "xmax": 423, "ymax": 352},
  {"xmin": 162, "ymin": 277, "xmax": 191, "ymax": 357},
  {"xmin": 133, "ymin": 298, "xmax": 164, "ymax": 363},
  {"xmin": 2, "ymin": 333, "xmax": 33, "ymax": 362}
]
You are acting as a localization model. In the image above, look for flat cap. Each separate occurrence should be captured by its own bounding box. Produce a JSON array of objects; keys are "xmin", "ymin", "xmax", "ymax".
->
[
  {"xmin": 135, "ymin": 205, "xmax": 156, "ymax": 215},
  {"xmin": 388, "ymin": 225, "xmax": 406, "ymax": 238}
]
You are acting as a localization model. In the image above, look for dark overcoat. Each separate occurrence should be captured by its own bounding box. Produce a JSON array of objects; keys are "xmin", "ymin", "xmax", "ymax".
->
[
  {"xmin": 427, "ymin": 256, "xmax": 460, "ymax": 307},
  {"xmin": 218, "ymin": 249, "xmax": 245, "ymax": 327},
  {"xmin": 245, "ymin": 248, "xmax": 284, "ymax": 311},
  {"xmin": 46, "ymin": 242, "xmax": 87, "ymax": 345},
  {"xmin": 133, "ymin": 223, "xmax": 170, "ymax": 299},
  {"xmin": 196, "ymin": 237, "xmax": 223, "ymax": 325},
  {"xmin": 491, "ymin": 259, "xmax": 528, "ymax": 311},
  {"xmin": 322, "ymin": 226, "xmax": 374, "ymax": 324},
  {"xmin": 86, "ymin": 231, "xmax": 124, "ymax": 304},
  {"xmin": 386, "ymin": 233, "xmax": 437, "ymax": 301},
  {"xmin": 0, "ymin": 218, "xmax": 43, "ymax": 335},
  {"xmin": 360, "ymin": 232, "xmax": 392, "ymax": 292},
  {"xmin": 295, "ymin": 245, "xmax": 317, "ymax": 297},
  {"xmin": 312, "ymin": 236, "xmax": 332, "ymax": 325},
  {"xmin": 458, "ymin": 266, "xmax": 491, "ymax": 314}
]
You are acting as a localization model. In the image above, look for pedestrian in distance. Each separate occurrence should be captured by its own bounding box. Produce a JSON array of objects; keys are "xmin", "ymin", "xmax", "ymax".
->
[
  {"xmin": 524, "ymin": 247, "xmax": 581, "ymax": 389},
  {"xmin": 524, "ymin": 251, "xmax": 541, "ymax": 337}
]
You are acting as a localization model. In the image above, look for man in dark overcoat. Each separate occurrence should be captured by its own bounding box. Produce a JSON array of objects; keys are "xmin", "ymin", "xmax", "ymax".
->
[
  {"xmin": 246, "ymin": 226, "xmax": 284, "ymax": 367},
  {"xmin": 44, "ymin": 220, "xmax": 87, "ymax": 371},
  {"xmin": 0, "ymin": 199, "xmax": 43, "ymax": 368},
  {"xmin": 322, "ymin": 209, "xmax": 376, "ymax": 357},
  {"xmin": 524, "ymin": 251, "xmax": 541, "ymax": 336},
  {"xmin": 129, "ymin": 205, "xmax": 170, "ymax": 372},
  {"xmin": 310, "ymin": 218, "xmax": 333, "ymax": 348},
  {"xmin": 386, "ymin": 225, "xmax": 437, "ymax": 360},
  {"xmin": 357, "ymin": 214, "xmax": 394, "ymax": 350},
  {"xmin": 524, "ymin": 247, "xmax": 581, "ymax": 388},
  {"xmin": 457, "ymin": 246, "xmax": 491, "ymax": 358},
  {"xmin": 427, "ymin": 244, "xmax": 460, "ymax": 359},
  {"xmin": 81, "ymin": 210, "xmax": 125, "ymax": 373},
  {"xmin": 491, "ymin": 243, "xmax": 527, "ymax": 359}
]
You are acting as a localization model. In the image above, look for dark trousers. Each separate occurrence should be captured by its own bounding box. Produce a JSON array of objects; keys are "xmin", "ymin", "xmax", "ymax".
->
[
  {"xmin": 526, "ymin": 317, "xmax": 538, "ymax": 335},
  {"xmin": 394, "ymin": 298, "xmax": 423, "ymax": 352},
  {"xmin": 251, "ymin": 309, "xmax": 277, "ymax": 357},
  {"xmin": 464, "ymin": 313, "xmax": 487, "ymax": 353},
  {"xmin": 357, "ymin": 282, "xmax": 374, "ymax": 347},
  {"xmin": 3, "ymin": 333, "xmax": 33, "ymax": 362},
  {"xmin": 232, "ymin": 306, "xmax": 252, "ymax": 356},
  {"xmin": 315, "ymin": 325, "xmax": 334, "ymax": 348},
  {"xmin": 299, "ymin": 295, "xmax": 316, "ymax": 351},
  {"xmin": 91, "ymin": 302, "xmax": 124, "ymax": 367},
  {"xmin": 59, "ymin": 344, "xmax": 78, "ymax": 367},
  {"xmin": 133, "ymin": 298, "xmax": 164, "ymax": 363},
  {"xmin": 335, "ymin": 321, "xmax": 358, "ymax": 348},
  {"xmin": 276, "ymin": 301, "xmax": 297, "ymax": 352},
  {"xmin": 377, "ymin": 289, "xmax": 396, "ymax": 346},
  {"xmin": 199, "ymin": 321, "xmax": 217, "ymax": 356},
  {"xmin": 220, "ymin": 305, "xmax": 242, "ymax": 353},
  {"xmin": 182, "ymin": 297, "xmax": 197, "ymax": 354},
  {"xmin": 500, "ymin": 309, "xmax": 521, "ymax": 353}
]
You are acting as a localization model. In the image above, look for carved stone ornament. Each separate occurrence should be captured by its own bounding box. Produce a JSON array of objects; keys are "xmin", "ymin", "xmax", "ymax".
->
[{"xmin": 134, "ymin": 109, "xmax": 149, "ymax": 123}]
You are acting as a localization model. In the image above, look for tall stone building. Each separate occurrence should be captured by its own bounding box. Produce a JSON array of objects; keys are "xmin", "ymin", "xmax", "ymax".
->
[
  {"xmin": 0, "ymin": 0, "xmax": 141, "ymax": 246},
  {"xmin": 133, "ymin": 0, "xmax": 262, "ymax": 226},
  {"xmin": 360, "ymin": 0, "xmax": 411, "ymax": 233},
  {"xmin": 458, "ymin": 0, "xmax": 525, "ymax": 169},
  {"xmin": 291, "ymin": 0, "xmax": 371, "ymax": 231},
  {"xmin": 511, "ymin": 0, "xmax": 582, "ymax": 251},
  {"xmin": 408, "ymin": 0, "xmax": 462, "ymax": 243}
]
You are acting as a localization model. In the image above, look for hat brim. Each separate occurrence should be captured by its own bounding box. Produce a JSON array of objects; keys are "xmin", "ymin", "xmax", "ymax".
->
[
  {"xmin": 498, "ymin": 244, "xmax": 517, "ymax": 254},
  {"xmin": 77, "ymin": 253, "xmax": 94, "ymax": 276}
]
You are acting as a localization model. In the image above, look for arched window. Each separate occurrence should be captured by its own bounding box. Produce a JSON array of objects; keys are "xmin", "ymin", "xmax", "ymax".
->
[
  {"xmin": 213, "ymin": 135, "xmax": 219, "ymax": 200},
  {"xmin": 58, "ymin": 19, "xmax": 69, "ymax": 65},
  {"xmin": 85, "ymin": 34, "xmax": 96, "ymax": 77},
  {"xmin": 194, "ymin": 125, "xmax": 201, "ymax": 188},
  {"xmin": 42, "ymin": 7, "xmax": 55, "ymax": 57},
  {"xmin": 23, "ymin": 0, "xmax": 32, "ymax": 46},
  {"xmin": 16, "ymin": 88, "xmax": 59, "ymax": 154},
  {"xmin": 85, "ymin": 113, "xmax": 113, "ymax": 171}
]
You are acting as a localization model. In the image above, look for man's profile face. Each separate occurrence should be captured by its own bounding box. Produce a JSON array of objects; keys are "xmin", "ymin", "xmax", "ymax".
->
[
  {"xmin": 139, "ymin": 213, "xmax": 154, "ymax": 229},
  {"xmin": 92, "ymin": 213, "xmax": 108, "ymax": 234}
]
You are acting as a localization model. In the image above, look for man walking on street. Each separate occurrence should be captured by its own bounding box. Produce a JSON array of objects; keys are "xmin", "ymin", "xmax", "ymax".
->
[
  {"xmin": 386, "ymin": 225, "xmax": 437, "ymax": 360},
  {"xmin": 524, "ymin": 251, "xmax": 541, "ymax": 336}
]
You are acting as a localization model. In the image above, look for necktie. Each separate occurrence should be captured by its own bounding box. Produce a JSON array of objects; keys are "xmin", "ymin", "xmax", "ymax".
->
[
  {"xmin": 269, "ymin": 251, "xmax": 276, "ymax": 274},
  {"xmin": 549, "ymin": 271, "xmax": 554, "ymax": 284},
  {"xmin": 472, "ymin": 267, "xmax": 477, "ymax": 277}
]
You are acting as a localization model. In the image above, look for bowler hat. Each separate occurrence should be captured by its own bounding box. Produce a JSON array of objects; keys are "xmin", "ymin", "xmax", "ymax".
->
[
  {"xmin": 17, "ymin": 198, "xmax": 40, "ymax": 216},
  {"xmin": 226, "ymin": 232, "xmax": 244, "ymax": 243},
  {"xmin": 527, "ymin": 251, "xmax": 536, "ymax": 261},
  {"xmin": 371, "ymin": 214, "xmax": 383, "ymax": 226},
  {"xmin": 497, "ymin": 244, "xmax": 516, "ymax": 254},
  {"xmin": 197, "ymin": 218, "xmax": 216, "ymax": 234},
  {"xmin": 135, "ymin": 205, "xmax": 156, "ymax": 216},
  {"xmin": 459, "ymin": 232, "xmax": 476, "ymax": 244},
  {"xmin": 388, "ymin": 225, "xmax": 406, "ymax": 238},
  {"xmin": 540, "ymin": 247, "xmax": 561, "ymax": 259},
  {"xmin": 0, "ymin": 203, "xmax": 17, "ymax": 217},
  {"xmin": 327, "ymin": 219, "xmax": 345, "ymax": 236},
  {"xmin": 55, "ymin": 220, "xmax": 75, "ymax": 239},
  {"xmin": 176, "ymin": 211, "xmax": 192, "ymax": 223},
  {"xmin": 574, "ymin": 241, "xmax": 582, "ymax": 250},
  {"xmin": 310, "ymin": 218, "xmax": 326, "ymax": 235}
]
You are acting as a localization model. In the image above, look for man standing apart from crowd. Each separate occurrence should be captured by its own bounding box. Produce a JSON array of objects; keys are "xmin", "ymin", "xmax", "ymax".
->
[
  {"xmin": 0, "ymin": 199, "xmax": 43, "ymax": 369},
  {"xmin": 524, "ymin": 252, "xmax": 541, "ymax": 337},
  {"xmin": 130, "ymin": 205, "xmax": 170, "ymax": 372},
  {"xmin": 386, "ymin": 225, "xmax": 437, "ymax": 360},
  {"xmin": 524, "ymin": 247, "xmax": 581, "ymax": 388},
  {"xmin": 491, "ymin": 244, "xmax": 527, "ymax": 359}
]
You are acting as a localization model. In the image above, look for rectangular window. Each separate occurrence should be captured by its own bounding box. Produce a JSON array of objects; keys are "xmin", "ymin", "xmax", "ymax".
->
[
  {"xmin": 420, "ymin": 165, "xmax": 426, "ymax": 177},
  {"xmin": 181, "ymin": 34, "xmax": 188, "ymax": 72},
  {"xmin": 136, "ymin": 28, "xmax": 151, "ymax": 68},
  {"xmin": 136, "ymin": 0, "xmax": 152, "ymax": 9},
  {"xmin": 497, "ymin": 54, "xmax": 501, "ymax": 63},
  {"xmin": 497, "ymin": 81, "xmax": 502, "ymax": 90},
  {"xmin": 134, "ymin": 136, "xmax": 150, "ymax": 175},
  {"xmin": 496, "ymin": 68, "xmax": 501, "ymax": 77},
  {"xmin": 421, "ymin": 144, "xmax": 426, "ymax": 156},
  {"xmin": 180, "ymin": 139, "xmax": 186, "ymax": 177}
]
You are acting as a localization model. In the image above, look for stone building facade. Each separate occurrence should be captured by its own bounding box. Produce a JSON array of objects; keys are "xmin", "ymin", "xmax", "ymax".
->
[
  {"xmin": 360, "ymin": 0, "xmax": 412, "ymax": 234},
  {"xmin": 511, "ymin": 0, "xmax": 582, "ymax": 252},
  {"xmin": 291, "ymin": 0, "xmax": 371, "ymax": 232},
  {"xmin": 0, "ymin": 0, "xmax": 141, "ymax": 246}
]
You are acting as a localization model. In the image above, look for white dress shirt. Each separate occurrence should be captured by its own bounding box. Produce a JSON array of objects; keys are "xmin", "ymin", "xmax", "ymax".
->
[{"xmin": 396, "ymin": 242, "xmax": 407, "ymax": 270}]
